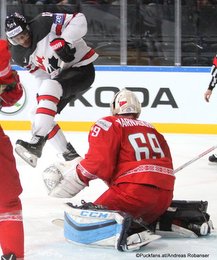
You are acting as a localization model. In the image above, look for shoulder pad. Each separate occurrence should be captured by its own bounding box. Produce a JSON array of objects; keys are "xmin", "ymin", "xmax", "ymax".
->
[
  {"xmin": 95, "ymin": 118, "xmax": 112, "ymax": 131},
  {"xmin": 53, "ymin": 13, "xmax": 66, "ymax": 25}
]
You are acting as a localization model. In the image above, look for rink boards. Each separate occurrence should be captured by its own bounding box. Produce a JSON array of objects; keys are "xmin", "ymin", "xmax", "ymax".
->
[{"xmin": 1, "ymin": 65, "xmax": 217, "ymax": 134}]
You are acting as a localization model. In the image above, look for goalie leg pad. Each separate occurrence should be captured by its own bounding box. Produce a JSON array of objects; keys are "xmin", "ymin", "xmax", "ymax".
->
[
  {"xmin": 63, "ymin": 204, "xmax": 160, "ymax": 251},
  {"xmin": 157, "ymin": 200, "xmax": 213, "ymax": 237}
]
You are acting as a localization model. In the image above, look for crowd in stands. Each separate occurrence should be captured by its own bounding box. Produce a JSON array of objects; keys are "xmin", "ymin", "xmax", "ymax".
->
[
  {"xmin": 7, "ymin": 0, "xmax": 217, "ymax": 7},
  {"xmin": 7, "ymin": 0, "xmax": 120, "ymax": 4},
  {"xmin": 5, "ymin": 0, "xmax": 217, "ymax": 66},
  {"xmin": 7, "ymin": 0, "xmax": 74, "ymax": 4}
]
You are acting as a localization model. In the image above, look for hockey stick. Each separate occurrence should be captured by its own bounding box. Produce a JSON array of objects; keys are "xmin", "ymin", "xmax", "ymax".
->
[{"xmin": 174, "ymin": 144, "xmax": 217, "ymax": 174}]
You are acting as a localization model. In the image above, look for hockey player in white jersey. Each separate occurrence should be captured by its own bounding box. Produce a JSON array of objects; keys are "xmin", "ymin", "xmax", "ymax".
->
[{"xmin": 5, "ymin": 12, "xmax": 98, "ymax": 167}]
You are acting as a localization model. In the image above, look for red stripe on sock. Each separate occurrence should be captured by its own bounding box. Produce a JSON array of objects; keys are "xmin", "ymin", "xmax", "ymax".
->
[
  {"xmin": 48, "ymin": 124, "xmax": 60, "ymax": 140},
  {"xmin": 36, "ymin": 107, "xmax": 56, "ymax": 116}
]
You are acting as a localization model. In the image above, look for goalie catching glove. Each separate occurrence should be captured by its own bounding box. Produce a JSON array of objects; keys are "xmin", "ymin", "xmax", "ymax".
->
[{"xmin": 42, "ymin": 156, "xmax": 85, "ymax": 198}]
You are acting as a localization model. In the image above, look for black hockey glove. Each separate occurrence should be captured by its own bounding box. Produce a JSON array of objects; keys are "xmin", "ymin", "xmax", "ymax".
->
[{"xmin": 50, "ymin": 38, "xmax": 76, "ymax": 63}]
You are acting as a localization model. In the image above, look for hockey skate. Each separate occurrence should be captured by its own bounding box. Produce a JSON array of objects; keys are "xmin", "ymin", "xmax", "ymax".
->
[
  {"xmin": 55, "ymin": 142, "xmax": 82, "ymax": 169},
  {"xmin": 62, "ymin": 142, "xmax": 80, "ymax": 161},
  {"xmin": 208, "ymin": 154, "xmax": 217, "ymax": 163},
  {"xmin": 15, "ymin": 135, "xmax": 47, "ymax": 167},
  {"xmin": 1, "ymin": 253, "xmax": 16, "ymax": 260}
]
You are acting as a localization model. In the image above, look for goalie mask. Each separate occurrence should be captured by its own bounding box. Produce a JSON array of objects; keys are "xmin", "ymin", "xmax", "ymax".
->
[
  {"xmin": 5, "ymin": 12, "xmax": 31, "ymax": 46},
  {"xmin": 111, "ymin": 89, "xmax": 141, "ymax": 118}
]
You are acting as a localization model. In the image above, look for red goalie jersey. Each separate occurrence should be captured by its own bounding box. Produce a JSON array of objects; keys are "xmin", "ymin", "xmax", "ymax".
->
[
  {"xmin": 0, "ymin": 40, "xmax": 23, "ymax": 109},
  {"xmin": 77, "ymin": 116, "xmax": 174, "ymax": 189}
]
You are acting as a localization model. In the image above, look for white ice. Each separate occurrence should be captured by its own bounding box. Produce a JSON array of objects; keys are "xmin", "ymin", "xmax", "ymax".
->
[{"xmin": 2, "ymin": 131, "xmax": 217, "ymax": 260}]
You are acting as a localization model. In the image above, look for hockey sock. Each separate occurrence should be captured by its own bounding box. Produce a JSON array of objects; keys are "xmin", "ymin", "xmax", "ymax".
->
[{"xmin": 0, "ymin": 199, "xmax": 24, "ymax": 258}]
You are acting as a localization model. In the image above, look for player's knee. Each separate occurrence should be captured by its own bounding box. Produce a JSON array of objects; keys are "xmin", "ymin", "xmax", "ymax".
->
[
  {"xmin": 38, "ymin": 79, "xmax": 63, "ymax": 100},
  {"xmin": 37, "ymin": 99, "xmax": 58, "ymax": 113}
]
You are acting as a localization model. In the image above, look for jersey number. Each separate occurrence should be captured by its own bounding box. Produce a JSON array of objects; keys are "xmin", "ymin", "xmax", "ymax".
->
[{"xmin": 128, "ymin": 133, "xmax": 165, "ymax": 160}]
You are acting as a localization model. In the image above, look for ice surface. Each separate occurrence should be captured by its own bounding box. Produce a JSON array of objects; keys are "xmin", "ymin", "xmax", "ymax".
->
[{"xmin": 2, "ymin": 131, "xmax": 217, "ymax": 260}]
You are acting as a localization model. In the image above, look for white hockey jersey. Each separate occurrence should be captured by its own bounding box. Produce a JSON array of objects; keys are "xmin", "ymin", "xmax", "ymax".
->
[{"xmin": 11, "ymin": 12, "xmax": 98, "ymax": 79}]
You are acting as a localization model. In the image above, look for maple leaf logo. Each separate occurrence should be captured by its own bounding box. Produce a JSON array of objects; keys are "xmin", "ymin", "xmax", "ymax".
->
[
  {"xmin": 36, "ymin": 56, "xmax": 46, "ymax": 70},
  {"xmin": 119, "ymin": 101, "xmax": 127, "ymax": 107},
  {"xmin": 48, "ymin": 56, "xmax": 60, "ymax": 73}
]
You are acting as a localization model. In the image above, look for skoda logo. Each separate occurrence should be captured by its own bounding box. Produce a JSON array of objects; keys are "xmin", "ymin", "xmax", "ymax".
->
[{"xmin": 0, "ymin": 85, "xmax": 27, "ymax": 115}]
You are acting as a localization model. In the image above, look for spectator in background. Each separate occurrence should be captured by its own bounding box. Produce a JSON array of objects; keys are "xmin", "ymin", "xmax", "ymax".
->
[
  {"xmin": 47, "ymin": 0, "xmax": 71, "ymax": 4},
  {"xmin": 17, "ymin": 0, "xmax": 46, "ymax": 3},
  {"xmin": 17, "ymin": 0, "xmax": 70, "ymax": 4}
]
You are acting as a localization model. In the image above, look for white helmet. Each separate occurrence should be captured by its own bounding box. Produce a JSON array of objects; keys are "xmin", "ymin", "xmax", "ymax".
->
[{"xmin": 110, "ymin": 88, "xmax": 141, "ymax": 118}]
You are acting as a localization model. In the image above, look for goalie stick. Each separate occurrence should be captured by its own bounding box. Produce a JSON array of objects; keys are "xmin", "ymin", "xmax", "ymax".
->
[{"xmin": 174, "ymin": 144, "xmax": 217, "ymax": 174}]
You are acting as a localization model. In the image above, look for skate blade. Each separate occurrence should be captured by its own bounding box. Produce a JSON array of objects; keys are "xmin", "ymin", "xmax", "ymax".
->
[
  {"xmin": 156, "ymin": 224, "xmax": 198, "ymax": 238},
  {"xmin": 15, "ymin": 144, "xmax": 38, "ymax": 168},
  {"xmin": 123, "ymin": 233, "xmax": 161, "ymax": 251},
  {"xmin": 208, "ymin": 161, "xmax": 217, "ymax": 166}
]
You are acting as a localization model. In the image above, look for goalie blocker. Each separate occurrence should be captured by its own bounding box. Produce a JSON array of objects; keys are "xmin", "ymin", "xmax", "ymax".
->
[{"xmin": 62, "ymin": 200, "xmax": 213, "ymax": 252}]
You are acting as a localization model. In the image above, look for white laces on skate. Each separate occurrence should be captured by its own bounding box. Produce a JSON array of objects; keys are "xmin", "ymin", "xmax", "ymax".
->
[{"xmin": 30, "ymin": 135, "xmax": 41, "ymax": 144}]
